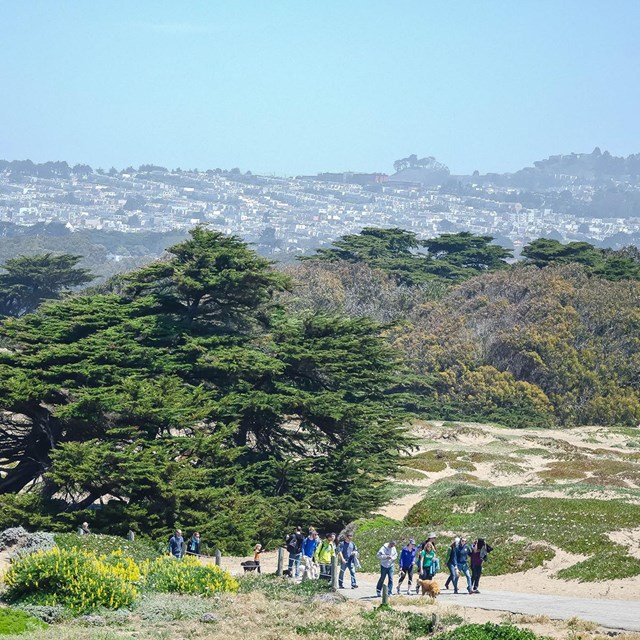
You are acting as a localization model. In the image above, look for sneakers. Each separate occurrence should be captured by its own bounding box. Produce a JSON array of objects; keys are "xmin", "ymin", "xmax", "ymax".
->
[
  {"xmin": 376, "ymin": 591, "xmax": 382, "ymax": 597},
  {"xmin": 338, "ymin": 585, "xmax": 345, "ymax": 589}
]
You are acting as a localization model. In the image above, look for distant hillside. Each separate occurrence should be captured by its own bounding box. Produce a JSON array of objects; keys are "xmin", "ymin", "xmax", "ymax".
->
[{"xmin": 389, "ymin": 154, "xmax": 450, "ymax": 186}]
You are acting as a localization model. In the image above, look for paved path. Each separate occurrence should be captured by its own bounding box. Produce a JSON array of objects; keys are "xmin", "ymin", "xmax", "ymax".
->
[{"xmin": 339, "ymin": 576, "xmax": 640, "ymax": 632}]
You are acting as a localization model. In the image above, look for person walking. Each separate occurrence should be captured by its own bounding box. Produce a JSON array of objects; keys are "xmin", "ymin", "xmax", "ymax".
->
[
  {"xmin": 397, "ymin": 538, "xmax": 417, "ymax": 594},
  {"xmin": 186, "ymin": 532, "xmax": 201, "ymax": 555},
  {"xmin": 376, "ymin": 540, "xmax": 398, "ymax": 597},
  {"xmin": 338, "ymin": 533, "xmax": 358, "ymax": 589},
  {"xmin": 415, "ymin": 541, "xmax": 437, "ymax": 593},
  {"xmin": 301, "ymin": 530, "xmax": 320, "ymax": 579},
  {"xmin": 285, "ymin": 526, "xmax": 304, "ymax": 578},
  {"xmin": 314, "ymin": 532, "xmax": 336, "ymax": 581},
  {"xmin": 444, "ymin": 536, "xmax": 460, "ymax": 592},
  {"xmin": 457, "ymin": 536, "xmax": 473, "ymax": 594},
  {"xmin": 470, "ymin": 538, "xmax": 492, "ymax": 593},
  {"xmin": 168, "ymin": 529, "xmax": 184, "ymax": 559}
]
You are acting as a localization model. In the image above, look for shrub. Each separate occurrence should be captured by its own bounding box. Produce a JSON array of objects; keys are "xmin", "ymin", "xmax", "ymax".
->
[
  {"xmin": 0, "ymin": 608, "xmax": 47, "ymax": 635},
  {"xmin": 0, "ymin": 527, "xmax": 56, "ymax": 559},
  {"xmin": 12, "ymin": 604, "xmax": 69, "ymax": 624},
  {"xmin": 0, "ymin": 526, "xmax": 28, "ymax": 551},
  {"xmin": 134, "ymin": 593, "xmax": 218, "ymax": 622},
  {"xmin": 433, "ymin": 623, "xmax": 549, "ymax": 640},
  {"xmin": 3, "ymin": 547, "xmax": 138, "ymax": 614},
  {"xmin": 144, "ymin": 556, "xmax": 239, "ymax": 596}
]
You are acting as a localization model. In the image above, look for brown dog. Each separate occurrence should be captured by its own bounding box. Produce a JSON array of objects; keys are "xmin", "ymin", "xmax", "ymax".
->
[{"xmin": 416, "ymin": 578, "xmax": 440, "ymax": 598}]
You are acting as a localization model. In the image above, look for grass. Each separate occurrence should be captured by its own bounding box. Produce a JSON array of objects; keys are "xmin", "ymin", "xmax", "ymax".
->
[
  {"xmin": 295, "ymin": 606, "xmax": 434, "ymax": 640},
  {"xmin": 383, "ymin": 482, "xmax": 424, "ymax": 502},
  {"xmin": 557, "ymin": 544, "xmax": 640, "ymax": 582},
  {"xmin": 0, "ymin": 608, "xmax": 47, "ymax": 635},
  {"xmin": 355, "ymin": 479, "xmax": 640, "ymax": 581},
  {"xmin": 54, "ymin": 533, "xmax": 159, "ymax": 564},
  {"xmin": 396, "ymin": 466, "xmax": 429, "ymax": 481},
  {"xmin": 537, "ymin": 457, "xmax": 640, "ymax": 486}
]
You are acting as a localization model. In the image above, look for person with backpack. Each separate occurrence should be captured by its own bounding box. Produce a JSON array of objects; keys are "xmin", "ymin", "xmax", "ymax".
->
[
  {"xmin": 338, "ymin": 533, "xmax": 358, "ymax": 589},
  {"xmin": 314, "ymin": 532, "xmax": 336, "ymax": 580},
  {"xmin": 444, "ymin": 536, "xmax": 460, "ymax": 593},
  {"xmin": 470, "ymin": 538, "xmax": 492, "ymax": 593},
  {"xmin": 457, "ymin": 536, "xmax": 473, "ymax": 594},
  {"xmin": 376, "ymin": 540, "xmax": 398, "ymax": 597},
  {"xmin": 285, "ymin": 526, "xmax": 304, "ymax": 578},
  {"xmin": 301, "ymin": 529, "xmax": 320, "ymax": 579},
  {"xmin": 168, "ymin": 529, "xmax": 184, "ymax": 559},
  {"xmin": 396, "ymin": 538, "xmax": 417, "ymax": 595},
  {"xmin": 415, "ymin": 541, "xmax": 437, "ymax": 592}
]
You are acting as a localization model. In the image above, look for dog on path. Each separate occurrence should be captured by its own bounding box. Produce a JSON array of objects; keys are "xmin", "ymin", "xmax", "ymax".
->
[{"xmin": 416, "ymin": 578, "xmax": 440, "ymax": 598}]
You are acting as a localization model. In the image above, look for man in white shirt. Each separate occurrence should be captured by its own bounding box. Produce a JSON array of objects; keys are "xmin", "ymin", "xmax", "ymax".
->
[{"xmin": 375, "ymin": 540, "xmax": 398, "ymax": 597}]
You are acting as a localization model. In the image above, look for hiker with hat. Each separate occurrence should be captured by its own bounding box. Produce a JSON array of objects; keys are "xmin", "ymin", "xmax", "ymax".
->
[
  {"xmin": 396, "ymin": 538, "xmax": 417, "ymax": 595},
  {"xmin": 444, "ymin": 536, "xmax": 461, "ymax": 593},
  {"xmin": 375, "ymin": 539, "xmax": 398, "ymax": 597}
]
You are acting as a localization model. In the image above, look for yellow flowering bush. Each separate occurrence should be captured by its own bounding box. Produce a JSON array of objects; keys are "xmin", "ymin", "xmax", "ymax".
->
[
  {"xmin": 3, "ymin": 547, "xmax": 138, "ymax": 614},
  {"xmin": 144, "ymin": 556, "xmax": 239, "ymax": 595}
]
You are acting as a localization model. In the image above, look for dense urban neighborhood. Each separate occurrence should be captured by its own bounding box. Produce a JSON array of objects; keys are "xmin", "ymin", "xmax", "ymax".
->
[{"xmin": 1, "ymin": 150, "xmax": 640, "ymax": 264}]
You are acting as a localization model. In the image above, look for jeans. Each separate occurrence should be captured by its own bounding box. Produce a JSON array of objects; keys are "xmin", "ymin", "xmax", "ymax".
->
[
  {"xmin": 288, "ymin": 552, "xmax": 301, "ymax": 577},
  {"xmin": 302, "ymin": 555, "xmax": 318, "ymax": 579},
  {"xmin": 459, "ymin": 563, "xmax": 472, "ymax": 592},
  {"xmin": 397, "ymin": 565, "xmax": 414, "ymax": 590},
  {"xmin": 471, "ymin": 565, "xmax": 482, "ymax": 590},
  {"xmin": 339, "ymin": 560, "xmax": 357, "ymax": 587},
  {"xmin": 445, "ymin": 563, "xmax": 459, "ymax": 592},
  {"xmin": 319, "ymin": 563, "xmax": 332, "ymax": 580},
  {"xmin": 376, "ymin": 565, "xmax": 394, "ymax": 595}
]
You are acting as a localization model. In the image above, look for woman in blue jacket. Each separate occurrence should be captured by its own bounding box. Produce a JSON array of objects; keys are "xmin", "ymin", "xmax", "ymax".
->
[{"xmin": 396, "ymin": 538, "xmax": 417, "ymax": 594}]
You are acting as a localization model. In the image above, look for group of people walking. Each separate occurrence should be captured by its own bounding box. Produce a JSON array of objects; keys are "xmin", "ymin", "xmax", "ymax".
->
[
  {"xmin": 283, "ymin": 527, "xmax": 492, "ymax": 597},
  {"xmin": 284, "ymin": 527, "xmax": 361, "ymax": 588},
  {"xmin": 389, "ymin": 533, "xmax": 492, "ymax": 596}
]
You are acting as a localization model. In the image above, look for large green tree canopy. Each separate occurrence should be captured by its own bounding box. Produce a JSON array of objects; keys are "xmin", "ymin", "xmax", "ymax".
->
[
  {"xmin": 0, "ymin": 229, "xmax": 408, "ymax": 550},
  {"xmin": 302, "ymin": 228, "xmax": 512, "ymax": 285}
]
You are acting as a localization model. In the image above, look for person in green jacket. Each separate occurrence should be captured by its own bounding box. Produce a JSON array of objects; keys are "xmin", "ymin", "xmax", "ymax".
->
[{"xmin": 314, "ymin": 532, "xmax": 336, "ymax": 580}]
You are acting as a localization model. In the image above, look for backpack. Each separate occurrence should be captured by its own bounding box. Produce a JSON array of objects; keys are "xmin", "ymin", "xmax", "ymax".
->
[{"xmin": 286, "ymin": 534, "xmax": 299, "ymax": 554}]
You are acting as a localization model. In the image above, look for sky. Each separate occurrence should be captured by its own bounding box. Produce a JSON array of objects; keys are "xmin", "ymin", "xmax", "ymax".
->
[{"xmin": 1, "ymin": 0, "xmax": 639, "ymax": 176}]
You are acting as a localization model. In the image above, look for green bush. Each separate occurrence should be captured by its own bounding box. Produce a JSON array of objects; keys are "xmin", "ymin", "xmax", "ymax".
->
[
  {"xmin": 144, "ymin": 556, "xmax": 239, "ymax": 596},
  {"xmin": 0, "ymin": 607, "xmax": 48, "ymax": 635},
  {"xmin": 433, "ymin": 623, "xmax": 549, "ymax": 640},
  {"xmin": 3, "ymin": 547, "xmax": 138, "ymax": 614}
]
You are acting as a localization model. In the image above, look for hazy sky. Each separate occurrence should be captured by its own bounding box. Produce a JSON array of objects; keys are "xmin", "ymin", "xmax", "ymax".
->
[{"xmin": 1, "ymin": 1, "xmax": 639, "ymax": 176}]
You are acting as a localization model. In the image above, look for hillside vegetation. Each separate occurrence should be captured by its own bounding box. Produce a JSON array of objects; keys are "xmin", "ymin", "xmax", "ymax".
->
[
  {"xmin": 357, "ymin": 421, "xmax": 640, "ymax": 587},
  {"xmin": 291, "ymin": 229, "xmax": 640, "ymax": 428}
]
